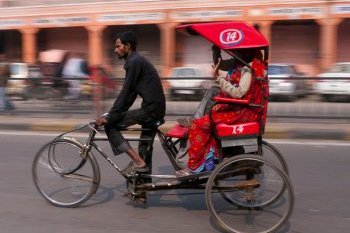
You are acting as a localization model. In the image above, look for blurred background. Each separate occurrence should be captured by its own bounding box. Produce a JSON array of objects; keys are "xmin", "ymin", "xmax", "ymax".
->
[
  {"xmin": 0, "ymin": 0, "xmax": 349, "ymax": 123},
  {"xmin": 0, "ymin": 3, "xmax": 350, "ymax": 232}
]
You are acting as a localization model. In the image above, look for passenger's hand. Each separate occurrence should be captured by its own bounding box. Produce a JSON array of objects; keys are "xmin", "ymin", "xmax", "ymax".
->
[
  {"xmin": 212, "ymin": 58, "xmax": 221, "ymax": 79},
  {"xmin": 95, "ymin": 117, "xmax": 107, "ymax": 126},
  {"xmin": 212, "ymin": 45, "xmax": 221, "ymax": 65}
]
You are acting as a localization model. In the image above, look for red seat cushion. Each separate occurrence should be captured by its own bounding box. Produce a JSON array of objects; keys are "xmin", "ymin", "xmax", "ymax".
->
[
  {"xmin": 165, "ymin": 124, "xmax": 188, "ymax": 138},
  {"xmin": 216, "ymin": 122, "xmax": 260, "ymax": 137}
]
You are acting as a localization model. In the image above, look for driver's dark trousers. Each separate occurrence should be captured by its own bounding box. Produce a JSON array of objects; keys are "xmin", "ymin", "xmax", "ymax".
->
[{"xmin": 104, "ymin": 108, "xmax": 159, "ymax": 175}]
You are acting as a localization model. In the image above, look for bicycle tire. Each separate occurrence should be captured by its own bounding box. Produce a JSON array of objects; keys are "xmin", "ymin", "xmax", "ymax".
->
[
  {"xmin": 261, "ymin": 140, "xmax": 289, "ymax": 175},
  {"xmin": 219, "ymin": 141, "xmax": 289, "ymax": 206},
  {"xmin": 32, "ymin": 138, "xmax": 100, "ymax": 207},
  {"xmin": 206, "ymin": 155, "xmax": 294, "ymax": 233}
]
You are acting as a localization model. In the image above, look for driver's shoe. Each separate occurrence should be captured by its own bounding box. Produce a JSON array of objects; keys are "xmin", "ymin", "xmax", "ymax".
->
[
  {"xmin": 134, "ymin": 192, "xmax": 147, "ymax": 204},
  {"xmin": 122, "ymin": 163, "xmax": 149, "ymax": 176}
]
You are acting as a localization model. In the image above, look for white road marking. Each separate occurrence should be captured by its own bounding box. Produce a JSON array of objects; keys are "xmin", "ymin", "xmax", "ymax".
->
[
  {"xmin": 0, "ymin": 130, "xmax": 84, "ymax": 137},
  {"xmin": 266, "ymin": 139, "xmax": 350, "ymax": 146}
]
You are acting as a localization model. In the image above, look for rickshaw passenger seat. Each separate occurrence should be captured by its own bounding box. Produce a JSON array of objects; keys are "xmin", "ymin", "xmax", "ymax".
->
[{"xmin": 216, "ymin": 122, "xmax": 260, "ymax": 138}]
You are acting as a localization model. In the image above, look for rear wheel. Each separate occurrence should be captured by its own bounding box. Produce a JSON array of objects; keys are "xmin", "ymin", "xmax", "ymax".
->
[
  {"xmin": 206, "ymin": 155, "xmax": 294, "ymax": 233},
  {"xmin": 32, "ymin": 138, "xmax": 100, "ymax": 207},
  {"xmin": 260, "ymin": 140, "xmax": 289, "ymax": 175}
]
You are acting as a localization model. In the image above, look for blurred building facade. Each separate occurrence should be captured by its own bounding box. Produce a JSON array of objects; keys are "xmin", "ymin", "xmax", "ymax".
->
[{"xmin": 0, "ymin": 0, "xmax": 350, "ymax": 76}]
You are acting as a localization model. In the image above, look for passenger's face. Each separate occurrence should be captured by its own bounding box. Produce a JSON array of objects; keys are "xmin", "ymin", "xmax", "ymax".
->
[{"xmin": 114, "ymin": 39, "xmax": 129, "ymax": 59}]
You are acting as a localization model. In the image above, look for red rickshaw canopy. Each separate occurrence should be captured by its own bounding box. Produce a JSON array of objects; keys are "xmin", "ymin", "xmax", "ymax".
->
[{"xmin": 177, "ymin": 21, "xmax": 269, "ymax": 50}]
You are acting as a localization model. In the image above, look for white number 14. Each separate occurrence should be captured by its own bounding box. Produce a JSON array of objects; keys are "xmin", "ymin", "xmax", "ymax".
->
[{"xmin": 232, "ymin": 125, "xmax": 244, "ymax": 135}]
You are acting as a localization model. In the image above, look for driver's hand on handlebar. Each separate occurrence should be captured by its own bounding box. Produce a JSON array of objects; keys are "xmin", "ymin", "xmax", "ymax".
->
[{"xmin": 95, "ymin": 117, "xmax": 107, "ymax": 126}]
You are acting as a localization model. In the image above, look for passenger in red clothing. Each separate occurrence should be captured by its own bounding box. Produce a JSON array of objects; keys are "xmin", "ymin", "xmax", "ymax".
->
[{"xmin": 186, "ymin": 48, "xmax": 266, "ymax": 173}]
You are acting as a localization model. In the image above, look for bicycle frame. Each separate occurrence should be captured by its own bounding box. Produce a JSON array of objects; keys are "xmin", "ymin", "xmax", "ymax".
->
[{"xmin": 80, "ymin": 125, "xmax": 211, "ymax": 192}]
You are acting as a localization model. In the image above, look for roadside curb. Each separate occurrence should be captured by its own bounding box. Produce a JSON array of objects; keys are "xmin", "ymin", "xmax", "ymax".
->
[
  {"xmin": 287, "ymin": 128, "xmax": 348, "ymax": 140},
  {"xmin": 30, "ymin": 123, "xmax": 78, "ymax": 132},
  {"xmin": 0, "ymin": 121, "xmax": 349, "ymax": 141}
]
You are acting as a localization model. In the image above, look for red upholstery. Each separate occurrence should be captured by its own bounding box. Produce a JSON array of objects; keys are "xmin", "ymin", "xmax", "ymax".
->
[
  {"xmin": 213, "ymin": 71, "xmax": 269, "ymax": 136},
  {"xmin": 212, "ymin": 97, "xmax": 262, "ymax": 138},
  {"xmin": 165, "ymin": 124, "xmax": 188, "ymax": 138},
  {"xmin": 213, "ymin": 96, "xmax": 249, "ymax": 105},
  {"xmin": 216, "ymin": 122, "xmax": 260, "ymax": 137}
]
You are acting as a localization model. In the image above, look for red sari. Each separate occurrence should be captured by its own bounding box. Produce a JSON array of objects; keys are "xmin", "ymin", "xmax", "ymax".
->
[{"xmin": 187, "ymin": 59, "xmax": 266, "ymax": 172}]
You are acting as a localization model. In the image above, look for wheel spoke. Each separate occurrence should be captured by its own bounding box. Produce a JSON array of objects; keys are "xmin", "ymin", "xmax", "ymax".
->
[
  {"xmin": 32, "ymin": 139, "xmax": 99, "ymax": 207},
  {"xmin": 205, "ymin": 155, "xmax": 294, "ymax": 233},
  {"xmin": 63, "ymin": 173, "xmax": 95, "ymax": 183}
]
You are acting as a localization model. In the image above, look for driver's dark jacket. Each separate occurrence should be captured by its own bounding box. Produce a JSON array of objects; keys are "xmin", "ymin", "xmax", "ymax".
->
[{"xmin": 106, "ymin": 51, "xmax": 166, "ymax": 124}]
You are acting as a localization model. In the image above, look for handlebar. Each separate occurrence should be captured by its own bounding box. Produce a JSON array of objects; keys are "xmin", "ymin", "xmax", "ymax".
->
[
  {"xmin": 88, "ymin": 120, "xmax": 97, "ymax": 127},
  {"xmin": 88, "ymin": 120, "xmax": 103, "ymax": 133}
]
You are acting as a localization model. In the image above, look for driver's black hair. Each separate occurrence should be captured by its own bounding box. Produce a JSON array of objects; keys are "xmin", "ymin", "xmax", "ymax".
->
[{"xmin": 114, "ymin": 31, "xmax": 137, "ymax": 51}]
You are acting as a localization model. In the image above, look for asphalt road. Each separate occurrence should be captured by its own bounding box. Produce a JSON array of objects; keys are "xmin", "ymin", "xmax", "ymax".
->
[{"xmin": 1, "ymin": 131, "xmax": 350, "ymax": 233}]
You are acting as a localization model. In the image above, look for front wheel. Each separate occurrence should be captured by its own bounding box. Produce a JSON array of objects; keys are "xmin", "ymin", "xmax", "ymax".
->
[
  {"xmin": 206, "ymin": 155, "xmax": 294, "ymax": 233},
  {"xmin": 32, "ymin": 138, "xmax": 100, "ymax": 207}
]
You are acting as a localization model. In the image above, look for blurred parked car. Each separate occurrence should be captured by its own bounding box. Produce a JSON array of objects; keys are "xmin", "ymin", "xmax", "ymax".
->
[
  {"xmin": 168, "ymin": 67, "xmax": 211, "ymax": 100},
  {"xmin": 314, "ymin": 62, "xmax": 350, "ymax": 101},
  {"xmin": 268, "ymin": 63, "xmax": 308, "ymax": 101},
  {"xmin": 5, "ymin": 62, "xmax": 29, "ymax": 100},
  {"xmin": 28, "ymin": 65, "xmax": 42, "ymax": 80}
]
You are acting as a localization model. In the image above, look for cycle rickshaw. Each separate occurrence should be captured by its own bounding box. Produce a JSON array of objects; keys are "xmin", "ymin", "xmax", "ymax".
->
[{"xmin": 32, "ymin": 21, "xmax": 294, "ymax": 233}]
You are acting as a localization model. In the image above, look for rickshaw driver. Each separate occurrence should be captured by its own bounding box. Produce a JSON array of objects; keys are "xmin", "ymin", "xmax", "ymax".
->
[{"xmin": 95, "ymin": 31, "xmax": 166, "ymax": 174}]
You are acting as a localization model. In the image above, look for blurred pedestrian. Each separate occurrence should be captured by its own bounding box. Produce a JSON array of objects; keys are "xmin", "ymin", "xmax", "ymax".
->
[
  {"xmin": 62, "ymin": 56, "xmax": 89, "ymax": 99},
  {"xmin": 89, "ymin": 66, "xmax": 116, "ymax": 98},
  {"xmin": 0, "ymin": 63, "xmax": 15, "ymax": 112}
]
